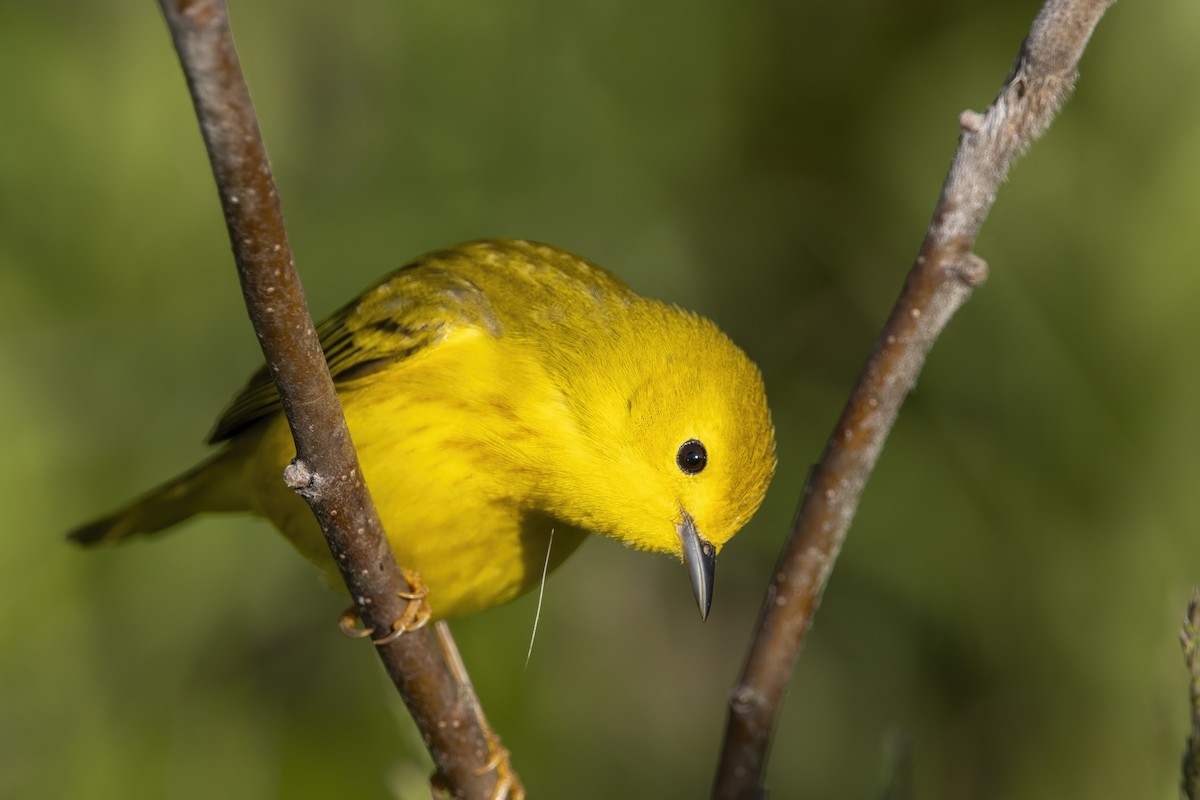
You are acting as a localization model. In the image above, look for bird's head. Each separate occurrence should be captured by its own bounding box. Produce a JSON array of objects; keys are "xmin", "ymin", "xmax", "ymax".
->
[{"xmin": 561, "ymin": 310, "xmax": 776, "ymax": 620}]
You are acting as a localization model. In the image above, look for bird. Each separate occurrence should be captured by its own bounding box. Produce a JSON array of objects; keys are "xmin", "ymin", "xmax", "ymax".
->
[{"xmin": 68, "ymin": 239, "xmax": 776, "ymax": 622}]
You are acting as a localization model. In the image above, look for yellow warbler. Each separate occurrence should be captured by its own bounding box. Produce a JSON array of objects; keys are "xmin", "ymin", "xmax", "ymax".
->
[{"xmin": 69, "ymin": 240, "xmax": 776, "ymax": 620}]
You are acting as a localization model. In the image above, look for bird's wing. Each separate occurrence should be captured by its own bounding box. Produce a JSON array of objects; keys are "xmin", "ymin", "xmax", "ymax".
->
[{"xmin": 207, "ymin": 261, "xmax": 502, "ymax": 443}]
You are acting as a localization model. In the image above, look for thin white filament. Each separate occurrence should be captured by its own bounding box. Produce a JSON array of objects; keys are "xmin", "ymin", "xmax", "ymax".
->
[{"xmin": 525, "ymin": 528, "xmax": 554, "ymax": 670}]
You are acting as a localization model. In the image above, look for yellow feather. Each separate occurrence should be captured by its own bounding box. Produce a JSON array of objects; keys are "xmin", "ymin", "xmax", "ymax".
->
[{"xmin": 68, "ymin": 240, "xmax": 776, "ymax": 619}]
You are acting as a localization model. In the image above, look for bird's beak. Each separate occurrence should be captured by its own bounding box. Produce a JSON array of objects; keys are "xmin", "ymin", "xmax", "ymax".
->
[{"xmin": 677, "ymin": 510, "xmax": 716, "ymax": 621}]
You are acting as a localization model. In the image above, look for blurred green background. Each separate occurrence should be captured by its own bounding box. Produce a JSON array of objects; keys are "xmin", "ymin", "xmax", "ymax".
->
[{"xmin": 3, "ymin": 1, "xmax": 1198, "ymax": 798}]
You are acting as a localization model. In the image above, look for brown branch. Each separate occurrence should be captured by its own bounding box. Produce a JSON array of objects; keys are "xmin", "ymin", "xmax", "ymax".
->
[
  {"xmin": 156, "ymin": 2, "xmax": 514, "ymax": 797},
  {"xmin": 1181, "ymin": 589, "xmax": 1200, "ymax": 800},
  {"xmin": 712, "ymin": 1, "xmax": 1116, "ymax": 797}
]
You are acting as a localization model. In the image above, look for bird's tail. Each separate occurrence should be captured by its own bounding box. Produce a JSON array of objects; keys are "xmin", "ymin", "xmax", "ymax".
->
[{"xmin": 67, "ymin": 448, "xmax": 247, "ymax": 546}]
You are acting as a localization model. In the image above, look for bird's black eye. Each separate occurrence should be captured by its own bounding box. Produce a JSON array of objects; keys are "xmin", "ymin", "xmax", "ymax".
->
[{"xmin": 677, "ymin": 439, "xmax": 708, "ymax": 475}]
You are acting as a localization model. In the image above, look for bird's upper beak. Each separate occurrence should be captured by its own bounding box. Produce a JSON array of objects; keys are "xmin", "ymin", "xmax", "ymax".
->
[{"xmin": 677, "ymin": 510, "xmax": 716, "ymax": 621}]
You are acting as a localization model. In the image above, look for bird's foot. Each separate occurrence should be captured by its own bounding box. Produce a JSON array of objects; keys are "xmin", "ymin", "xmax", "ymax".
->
[
  {"xmin": 429, "ymin": 727, "xmax": 524, "ymax": 800},
  {"xmin": 336, "ymin": 570, "xmax": 432, "ymax": 644},
  {"xmin": 476, "ymin": 728, "xmax": 525, "ymax": 800}
]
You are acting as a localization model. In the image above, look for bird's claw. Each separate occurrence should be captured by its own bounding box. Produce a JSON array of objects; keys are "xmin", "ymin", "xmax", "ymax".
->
[
  {"xmin": 336, "ymin": 606, "xmax": 373, "ymax": 638},
  {"xmin": 336, "ymin": 570, "xmax": 432, "ymax": 644},
  {"xmin": 476, "ymin": 725, "xmax": 524, "ymax": 800},
  {"xmin": 428, "ymin": 729, "xmax": 523, "ymax": 800}
]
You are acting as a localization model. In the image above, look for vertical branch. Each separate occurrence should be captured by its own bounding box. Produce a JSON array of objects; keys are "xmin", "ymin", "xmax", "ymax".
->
[
  {"xmin": 156, "ymin": 1, "xmax": 514, "ymax": 796},
  {"xmin": 712, "ymin": 1, "xmax": 1116, "ymax": 797},
  {"xmin": 1181, "ymin": 589, "xmax": 1200, "ymax": 800}
]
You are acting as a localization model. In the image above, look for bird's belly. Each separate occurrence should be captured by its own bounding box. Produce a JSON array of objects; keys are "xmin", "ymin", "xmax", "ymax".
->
[{"xmin": 241, "ymin": 369, "xmax": 586, "ymax": 618}]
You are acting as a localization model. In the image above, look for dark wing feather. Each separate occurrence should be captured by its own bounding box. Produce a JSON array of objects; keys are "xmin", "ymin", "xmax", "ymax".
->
[{"xmin": 207, "ymin": 258, "xmax": 502, "ymax": 443}]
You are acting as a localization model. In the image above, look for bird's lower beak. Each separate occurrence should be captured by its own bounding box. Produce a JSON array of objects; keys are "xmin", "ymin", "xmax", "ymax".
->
[{"xmin": 677, "ymin": 510, "xmax": 716, "ymax": 621}]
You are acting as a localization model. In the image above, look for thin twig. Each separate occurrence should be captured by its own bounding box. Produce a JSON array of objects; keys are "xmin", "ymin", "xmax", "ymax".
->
[
  {"xmin": 156, "ymin": 1, "xmax": 512, "ymax": 796},
  {"xmin": 1180, "ymin": 589, "xmax": 1200, "ymax": 800},
  {"xmin": 712, "ymin": 2, "xmax": 1116, "ymax": 797}
]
